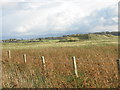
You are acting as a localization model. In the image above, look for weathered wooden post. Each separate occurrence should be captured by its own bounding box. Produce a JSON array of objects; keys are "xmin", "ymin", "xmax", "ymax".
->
[
  {"xmin": 72, "ymin": 56, "xmax": 79, "ymax": 77},
  {"xmin": 41, "ymin": 56, "xmax": 47, "ymax": 87},
  {"xmin": 8, "ymin": 50, "xmax": 11, "ymax": 58},
  {"xmin": 116, "ymin": 59, "xmax": 120, "ymax": 74},
  {"xmin": 41, "ymin": 56, "xmax": 46, "ymax": 69},
  {"xmin": 23, "ymin": 54, "xmax": 27, "ymax": 63}
]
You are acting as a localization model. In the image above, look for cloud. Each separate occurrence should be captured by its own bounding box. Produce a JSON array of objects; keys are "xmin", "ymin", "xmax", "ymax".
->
[
  {"xmin": 67, "ymin": 4, "xmax": 118, "ymax": 33},
  {"xmin": 1, "ymin": 0, "xmax": 119, "ymax": 39}
]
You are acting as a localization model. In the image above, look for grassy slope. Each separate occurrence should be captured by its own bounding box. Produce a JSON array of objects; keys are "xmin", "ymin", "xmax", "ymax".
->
[
  {"xmin": 2, "ymin": 35, "xmax": 119, "ymax": 88},
  {"xmin": 2, "ymin": 37, "xmax": 118, "ymax": 49}
]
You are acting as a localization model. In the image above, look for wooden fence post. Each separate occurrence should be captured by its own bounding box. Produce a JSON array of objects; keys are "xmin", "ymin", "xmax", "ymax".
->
[
  {"xmin": 23, "ymin": 54, "xmax": 27, "ymax": 63},
  {"xmin": 41, "ymin": 56, "xmax": 47, "ymax": 87},
  {"xmin": 117, "ymin": 59, "xmax": 120, "ymax": 74},
  {"xmin": 72, "ymin": 56, "xmax": 79, "ymax": 77},
  {"xmin": 41, "ymin": 56, "xmax": 46, "ymax": 68},
  {"xmin": 8, "ymin": 50, "xmax": 11, "ymax": 58}
]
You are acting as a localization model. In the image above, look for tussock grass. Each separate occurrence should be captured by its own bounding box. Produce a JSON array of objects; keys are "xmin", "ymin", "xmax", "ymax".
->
[{"xmin": 2, "ymin": 44, "xmax": 119, "ymax": 88}]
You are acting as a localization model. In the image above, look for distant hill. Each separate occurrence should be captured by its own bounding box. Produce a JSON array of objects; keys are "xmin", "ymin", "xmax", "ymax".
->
[
  {"xmin": 2, "ymin": 31, "xmax": 118, "ymax": 43},
  {"xmin": 89, "ymin": 31, "xmax": 120, "ymax": 36},
  {"xmin": 59, "ymin": 33, "xmax": 117, "ymax": 42}
]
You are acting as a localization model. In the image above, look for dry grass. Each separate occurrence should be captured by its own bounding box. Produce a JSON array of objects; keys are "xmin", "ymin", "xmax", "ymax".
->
[{"xmin": 2, "ymin": 45, "xmax": 119, "ymax": 88}]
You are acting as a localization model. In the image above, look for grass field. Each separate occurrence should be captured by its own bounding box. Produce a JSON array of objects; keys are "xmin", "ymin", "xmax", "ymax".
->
[{"xmin": 2, "ymin": 36, "xmax": 119, "ymax": 88}]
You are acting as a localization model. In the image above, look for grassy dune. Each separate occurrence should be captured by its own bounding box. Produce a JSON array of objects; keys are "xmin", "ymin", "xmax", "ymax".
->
[
  {"xmin": 2, "ymin": 39, "xmax": 118, "ymax": 49},
  {"xmin": 2, "ymin": 36, "xmax": 119, "ymax": 88}
]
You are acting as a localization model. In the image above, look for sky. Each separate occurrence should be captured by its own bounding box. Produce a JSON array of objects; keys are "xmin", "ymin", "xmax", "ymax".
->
[{"xmin": 0, "ymin": 0, "xmax": 119, "ymax": 39}]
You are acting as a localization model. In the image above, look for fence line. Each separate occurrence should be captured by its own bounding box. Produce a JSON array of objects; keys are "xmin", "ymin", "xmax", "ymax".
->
[{"xmin": 5, "ymin": 51, "xmax": 120, "ymax": 78}]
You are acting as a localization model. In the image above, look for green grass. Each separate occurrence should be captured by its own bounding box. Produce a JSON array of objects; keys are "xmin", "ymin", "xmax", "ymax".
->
[
  {"xmin": 2, "ymin": 35, "xmax": 119, "ymax": 88},
  {"xmin": 2, "ymin": 38, "xmax": 118, "ymax": 50}
]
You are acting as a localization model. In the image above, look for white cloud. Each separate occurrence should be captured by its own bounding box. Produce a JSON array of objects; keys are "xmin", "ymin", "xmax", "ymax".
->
[
  {"xmin": 112, "ymin": 17, "xmax": 118, "ymax": 23},
  {"xmin": 1, "ymin": 0, "xmax": 119, "ymax": 39},
  {"xmin": 92, "ymin": 25, "xmax": 118, "ymax": 32},
  {"xmin": 100, "ymin": 17, "xmax": 106, "ymax": 23},
  {"xmin": 15, "ymin": 26, "xmax": 28, "ymax": 33}
]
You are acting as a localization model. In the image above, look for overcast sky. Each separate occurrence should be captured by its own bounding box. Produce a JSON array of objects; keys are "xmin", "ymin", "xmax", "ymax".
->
[{"xmin": 0, "ymin": 0, "xmax": 119, "ymax": 39}]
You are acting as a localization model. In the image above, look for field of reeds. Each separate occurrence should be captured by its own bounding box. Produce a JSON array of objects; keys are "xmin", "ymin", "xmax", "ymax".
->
[{"xmin": 2, "ymin": 38, "xmax": 119, "ymax": 88}]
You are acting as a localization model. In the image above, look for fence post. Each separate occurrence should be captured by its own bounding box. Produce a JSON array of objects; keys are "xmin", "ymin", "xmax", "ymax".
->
[
  {"xmin": 23, "ymin": 54, "xmax": 27, "ymax": 63},
  {"xmin": 117, "ymin": 59, "xmax": 120, "ymax": 74},
  {"xmin": 41, "ymin": 56, "xmax": 46, "ymax": 69},
  {"xmin": 8, "ymin": 50, "xmax": 11, "ymax": 58},
  {"xmin": 72, "ymin": 56, "xmax": 79, "ymax": 77}
]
